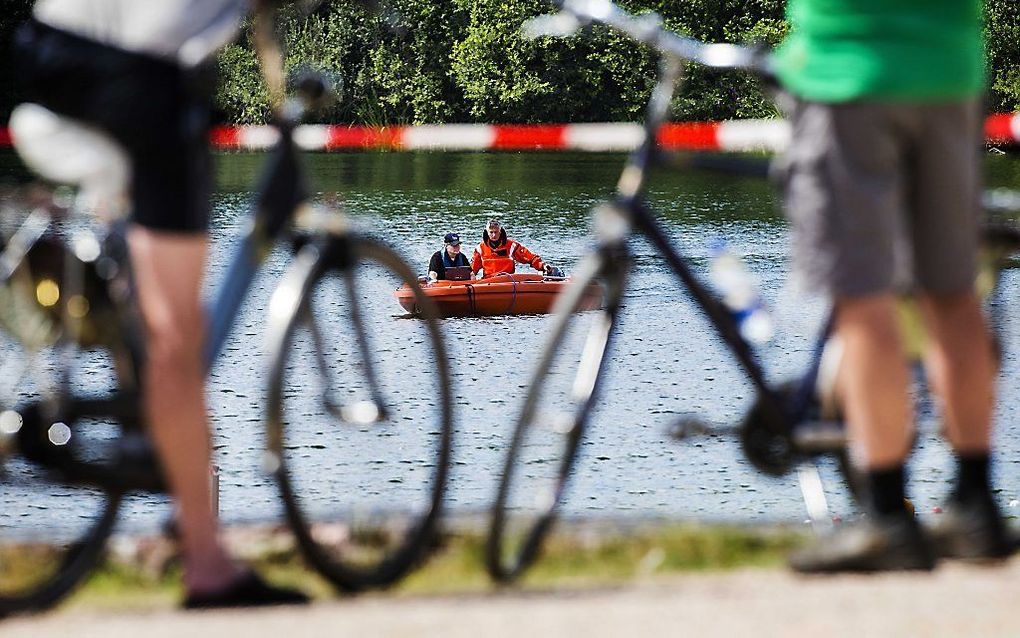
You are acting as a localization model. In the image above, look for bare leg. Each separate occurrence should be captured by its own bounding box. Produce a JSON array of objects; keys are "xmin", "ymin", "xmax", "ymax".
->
[
  {"xmin": 835, "ymin": 294, "xmax": 915, "ymax": 470},
  {"xmin": 788, "ymin": 292, "xmax": 941, "ymax": 572},
  {"xmin": 128, "ymin": 227, "xmax": 240, "ymax": 594},
  {"xmin": 919, "ymin": 291, "xmax": 1010, "ymax": 559},
  {"xmin": 919, "ymin": 291, "xmax": 995, "ymax": 454}
]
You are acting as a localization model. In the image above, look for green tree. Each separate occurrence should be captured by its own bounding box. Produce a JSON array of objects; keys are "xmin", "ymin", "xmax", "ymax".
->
[
  {"xmin": 451, "ymin": 0, "xmax": 656, "ymax": 123},
  {"xmin": 364, "ymin": 0, "xmax": 470, "ymax": 124},
  {"xmin": 2, "ymin": 0, "xmax": 1019, "ymax": 126},
  {"xmin": 985, "ymin": 0, "xmax": 1020, "ymax": 113},
  {"xmin": 215, "ymin": 4, "xmax": 380, "ymax": 124},
  {"xmin": 450, "ymin": 0, "xmax": 785, "ymax": 123}
]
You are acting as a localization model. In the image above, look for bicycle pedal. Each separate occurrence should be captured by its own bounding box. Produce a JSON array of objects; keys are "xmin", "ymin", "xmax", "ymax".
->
[{"xmin": 792, "ymin": 420, "xmax": 846, "ymax": 453}]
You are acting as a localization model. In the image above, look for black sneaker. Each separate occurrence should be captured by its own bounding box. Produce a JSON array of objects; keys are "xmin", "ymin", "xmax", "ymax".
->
[
  {"xmin": 929, "ymin": 493, "xmax": 1015, "ymax": 562},
  {"xmin": 184, "ymin": 572, "xmax": 310, "ymax": 610},
  {"xmin": 789, "ymin": 512, "xmax": 936, "ymax": 574}
]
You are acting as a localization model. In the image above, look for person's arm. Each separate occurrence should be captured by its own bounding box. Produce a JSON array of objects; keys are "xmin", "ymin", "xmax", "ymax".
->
[
  {"xmin": 511, "ymin": 240, "xmax": 545, "ymax": 272},
  {"xmin": 471, "ymin": 246, "xmax": 483, "ymax": 276},
  {"xmin": 427, "ymin": 251, "xmax": 443, "ymax": 281}
]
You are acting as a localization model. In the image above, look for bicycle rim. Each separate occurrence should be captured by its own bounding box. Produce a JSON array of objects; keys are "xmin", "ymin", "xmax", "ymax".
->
[
  {"xmin": 266, "ymin": 235, "xmax": 452, "ymax": 591},
  {"xmin": 0, "ymin": 489, "xmax": 119, "ymax": 617},
  {"xmin": 487, "ymin": 253, "xmax": 619, "ymax": 583},
  {"xmin": 0, "ymin": 338, "xmax": 125, "ymax": 615}
]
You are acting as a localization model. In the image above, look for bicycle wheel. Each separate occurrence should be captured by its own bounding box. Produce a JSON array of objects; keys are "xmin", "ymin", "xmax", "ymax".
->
[
  {"xmin": 0, "ymin": 448, "xmax": 120, "ymax": 617},
  {"xmin": 486, "ymin": 251, "xmax": 622, "ymax": 583},
  {"xmin": 265, "ymin": 234, "xmax": 452, "ymax": 591},
  {"xmin": 0, "ymin": 261, "xmax": 124, "ymax": 615}
]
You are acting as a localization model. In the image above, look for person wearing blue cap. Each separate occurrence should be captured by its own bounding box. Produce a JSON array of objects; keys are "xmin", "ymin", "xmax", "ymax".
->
[{"xmin": 427, "ymin": 232, "xmax": 470, "ymax": 281}]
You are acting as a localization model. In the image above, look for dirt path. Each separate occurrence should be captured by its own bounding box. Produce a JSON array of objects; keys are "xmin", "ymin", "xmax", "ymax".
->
[{"xmin": 4, "ymin": 559, "xmax": 1017, "ymax": 638}]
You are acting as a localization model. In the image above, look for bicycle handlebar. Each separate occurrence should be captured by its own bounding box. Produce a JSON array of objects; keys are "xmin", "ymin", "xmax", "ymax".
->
[{"xmin": 524, "ymin": 0, "xmax": 772, "ymax": 74}]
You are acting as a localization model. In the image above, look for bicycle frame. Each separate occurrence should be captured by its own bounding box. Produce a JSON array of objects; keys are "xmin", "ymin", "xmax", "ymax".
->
[
  {"xmin": 204, "ymin": 121, "xmax": 308, "ymax": 368},
  {"xmin": 582, "ymin": 50, "xmax": 832, "ymax": 471},
  {"xmin": 513, "ymin": 0, "xmax": 1020, "ymax": 530},
  {"xmin": 0, "ymin": 46, "xmax": 362, "ymax": 498},
  {"xmin": 0, "ymin": 4, "xmax": 455, "ymax": 611},
  {"xmin": 487, "ymin": 7, "xmax": 849, "ymax": 572}
]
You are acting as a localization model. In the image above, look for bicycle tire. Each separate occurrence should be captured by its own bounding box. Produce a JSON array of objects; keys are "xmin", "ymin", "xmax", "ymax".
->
[
  {"xmin": 265, "ymin": 234, "xmax": 452, "ymax": 592},
  {"xmin": 0, "ymin": 223, "xmax": 133, "ymax": 615},
  {"xmin": 0, "ymin": 317, "xmax": 127, "ymax": 616},
  {"xmin": 486, "ymin": 251, "xmax": 622, "ymax": 583},
  {"xmin": 0, "ymin": 488, "xmax": 120, "ymax": 617}
]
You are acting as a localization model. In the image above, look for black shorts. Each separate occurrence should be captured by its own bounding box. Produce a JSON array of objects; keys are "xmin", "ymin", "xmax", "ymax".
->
[{"xmin": 14, "ymin": 19, "xmax": 213, "ymax": 233}]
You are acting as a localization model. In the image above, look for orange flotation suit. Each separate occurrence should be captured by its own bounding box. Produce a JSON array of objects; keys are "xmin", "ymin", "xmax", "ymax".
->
[{"xmin": 472, "ymin": 227, "xmax": 545, "ymax": 278}]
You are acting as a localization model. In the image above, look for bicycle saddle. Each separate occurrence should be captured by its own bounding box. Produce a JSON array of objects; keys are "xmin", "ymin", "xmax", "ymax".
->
[{"xmin": 9, "ymin": 103, "xmax": 130, "ymax": 220}]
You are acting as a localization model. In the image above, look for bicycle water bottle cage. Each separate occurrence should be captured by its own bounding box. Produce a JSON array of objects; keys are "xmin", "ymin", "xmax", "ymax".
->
[{"xmin": 8, "ymin": 104, "xmax": 130, "ymax": 220}]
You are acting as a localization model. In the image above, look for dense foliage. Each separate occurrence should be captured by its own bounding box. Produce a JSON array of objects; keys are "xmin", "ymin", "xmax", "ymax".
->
[
  {"xmin": 985, "ymin": 0, "xmax": 1020, "ymax": 113},
  {"xmin": 1, "ymin": 0, "xmax": 1018, "ymax": 124},
  {"xmin": 216, "ymin": 0, "xmax": 786, "ymax": 124}
]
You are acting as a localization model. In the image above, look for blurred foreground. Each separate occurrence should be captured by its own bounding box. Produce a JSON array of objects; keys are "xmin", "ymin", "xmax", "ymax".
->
[{"xmin": 2, "ymin": 519, "xmax": 1018, "ymax": 637}]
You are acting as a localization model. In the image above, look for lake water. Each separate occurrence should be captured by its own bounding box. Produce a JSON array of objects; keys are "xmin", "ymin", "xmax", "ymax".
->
[{"xmin": 2, "ymin": 150, "xmax": 1020, "ymax": 538}]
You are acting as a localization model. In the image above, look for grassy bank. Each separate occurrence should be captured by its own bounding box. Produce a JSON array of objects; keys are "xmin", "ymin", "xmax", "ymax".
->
[{"xmin": 44, "ymin": 520, "xmax": 803, "ymax": 613}]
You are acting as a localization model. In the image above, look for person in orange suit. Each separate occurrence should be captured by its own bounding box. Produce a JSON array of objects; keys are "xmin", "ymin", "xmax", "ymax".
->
[{"xmin": 471, "ymin": 219, "xmax": 558, "ymax": 278}]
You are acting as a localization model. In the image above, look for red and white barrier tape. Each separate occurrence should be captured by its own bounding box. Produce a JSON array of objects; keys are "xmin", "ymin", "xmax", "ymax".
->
[
  {"xmin": 210, "ymin": 120, "xmax": 790, "ymax": 152},
  {"xmin": 2, "ymin": 115, "xmax": 1019, "ymax": 152},
  {"xmin": 984, "ymin": 113, "xmax": 1020, "ymax": 146}
]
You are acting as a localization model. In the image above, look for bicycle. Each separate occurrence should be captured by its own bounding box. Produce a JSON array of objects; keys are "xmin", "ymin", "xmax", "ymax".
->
[
  {"xmin": 0, "ymin": 6, "xmax": 452, "ymax": 615},
  {"xmin": 485, "ymin": 0, "xmax": 1020, "ymax": 583}
]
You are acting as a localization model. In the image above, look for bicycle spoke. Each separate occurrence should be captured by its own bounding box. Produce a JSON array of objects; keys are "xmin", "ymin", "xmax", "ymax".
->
[
  {"xmin": 341, "ymin": 268, "xmax": 388, "ymax": 421},
  {"xmin": 573, "ymin": 312, "xmax": 614, "ymax": 400},
  {"xmin": 268, "ymin": 236, "xmax": 452, "ymax": 591},
  {"xmin": 488, "ymin": 256, "xmax": 619, "ymax": 583}
]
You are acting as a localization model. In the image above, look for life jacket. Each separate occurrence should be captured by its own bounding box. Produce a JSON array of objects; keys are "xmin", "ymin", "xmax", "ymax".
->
[
  {"xmin": 472, "ymin": 227, "xmax": 545, "ymax": 278},
  {"xmin": 442, "ymin": 250, "xmax": 468, "ymax": 268}
]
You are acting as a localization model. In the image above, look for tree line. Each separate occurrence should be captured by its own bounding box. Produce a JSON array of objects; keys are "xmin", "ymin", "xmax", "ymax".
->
[{"xmin": 2, "ymin": 0, "xmax": 1018, "ymax": 125}]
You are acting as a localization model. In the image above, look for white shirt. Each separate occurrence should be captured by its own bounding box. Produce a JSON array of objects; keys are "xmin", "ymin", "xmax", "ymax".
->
[{"xmin": 33, "ymin": 0, "xmax": 247, "ymax": 67}]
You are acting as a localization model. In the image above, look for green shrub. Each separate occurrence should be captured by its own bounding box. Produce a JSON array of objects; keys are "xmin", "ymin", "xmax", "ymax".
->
[{"xmin": 0, "ymin": 0, "xmax": 1017, "ymax": 125}]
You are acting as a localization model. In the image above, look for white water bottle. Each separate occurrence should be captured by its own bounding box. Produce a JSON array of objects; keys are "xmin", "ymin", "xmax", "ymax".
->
[{"xmin": 708, "ymin": 240, "xmax": 773, "ymax": 344}]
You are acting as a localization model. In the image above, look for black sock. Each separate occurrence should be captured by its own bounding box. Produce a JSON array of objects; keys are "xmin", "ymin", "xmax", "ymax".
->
[
  {"xmin": 866, "ymin": 466, "xmax": 908, "ymax": 516},
  {"xmin": 954, "ymin": 452, "xmax": 991, "ymax": 501}
]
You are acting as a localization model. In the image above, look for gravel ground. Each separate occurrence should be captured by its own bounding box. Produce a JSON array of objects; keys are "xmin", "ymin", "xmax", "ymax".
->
[{"xmin": 3, "ymin": 559, "xmax": 1018, "ymax": 638}]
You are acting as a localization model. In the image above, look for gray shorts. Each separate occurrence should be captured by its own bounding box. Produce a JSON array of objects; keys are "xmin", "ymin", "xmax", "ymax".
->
[{"xmin": 777, "ymin": 97, "xmax": 983, "ymax": 297}]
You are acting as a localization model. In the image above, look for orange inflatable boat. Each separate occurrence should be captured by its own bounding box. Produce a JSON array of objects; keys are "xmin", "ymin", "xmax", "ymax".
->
[{"xmin": 394, "ymin": 273, "xmax": 603, "ymax": 318}]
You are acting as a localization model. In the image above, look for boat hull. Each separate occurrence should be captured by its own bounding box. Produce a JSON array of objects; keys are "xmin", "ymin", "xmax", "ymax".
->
[{"xmin": 394, "ymin": 273, "xmax": 603, "ymax": 318}]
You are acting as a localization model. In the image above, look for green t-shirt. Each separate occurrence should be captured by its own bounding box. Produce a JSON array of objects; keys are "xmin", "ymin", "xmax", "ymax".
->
[{"xmin": 773, "ymin": 0, "xmax": 985, "ymax": 102}]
